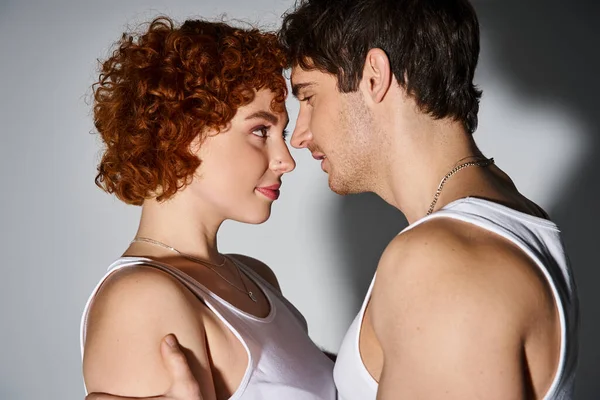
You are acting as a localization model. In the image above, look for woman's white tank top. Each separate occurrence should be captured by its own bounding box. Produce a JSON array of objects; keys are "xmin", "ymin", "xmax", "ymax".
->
[{"xmin": 81, "ymin": 256, "xmax": 336, "ymax": 399}]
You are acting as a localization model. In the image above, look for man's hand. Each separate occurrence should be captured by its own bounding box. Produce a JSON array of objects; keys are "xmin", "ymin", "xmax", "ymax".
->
[{"xmin": 85, "ymin": 334, "xmax": 203, "ymax": 400}]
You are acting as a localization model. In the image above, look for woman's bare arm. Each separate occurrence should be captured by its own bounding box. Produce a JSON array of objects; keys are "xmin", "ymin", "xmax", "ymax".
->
[{"xmin": 83, "ymin": 266, "xmax": 217, "ymax": 400}]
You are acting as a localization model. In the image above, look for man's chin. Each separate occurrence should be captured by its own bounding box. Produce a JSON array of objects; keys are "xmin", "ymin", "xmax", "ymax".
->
[{"xmin": 328, "ymin": 176, "xmax": 361, "ymax": 196}]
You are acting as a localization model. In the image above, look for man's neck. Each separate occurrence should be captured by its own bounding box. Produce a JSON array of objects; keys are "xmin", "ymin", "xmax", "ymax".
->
[{"xmin": 373, "ymin": 116, "xmax": 484, "ymax": 224}]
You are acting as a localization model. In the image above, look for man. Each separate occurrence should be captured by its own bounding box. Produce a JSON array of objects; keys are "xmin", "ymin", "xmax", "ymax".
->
[
  {"xmin": 88, "ymin": 0, "xmax": 578, "ymax": 399},
  {"xmin": 280, "ymin": 1, "xmax": 577, "ymax": 398}
]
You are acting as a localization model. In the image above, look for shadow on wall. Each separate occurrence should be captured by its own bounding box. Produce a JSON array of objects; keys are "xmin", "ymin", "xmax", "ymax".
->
[
  {"xmin": 336, "ymin": 1, "xmax": 599, "ymax": 398},
  {"xmin": 474, "ymin": 1, "xmax": 600, "ymax": 398},
  {"xmin": 334, "ymin": 192, "xmax": 408, "ymax": 316}
]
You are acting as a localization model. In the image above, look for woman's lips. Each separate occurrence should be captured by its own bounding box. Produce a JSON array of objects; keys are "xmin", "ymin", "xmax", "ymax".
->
[{"xmin": 256, "ymin": 184, "xmax": 281, "ymax": 200}]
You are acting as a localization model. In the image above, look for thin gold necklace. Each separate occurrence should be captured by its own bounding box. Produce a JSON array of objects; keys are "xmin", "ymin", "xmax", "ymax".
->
[
  {"xmin": 426, "ymin": 157, "xmax": 495, "ymax": 216},
  {"xmin": 130, "ymin": 237, "xmax": 258, "ymax": 302}
]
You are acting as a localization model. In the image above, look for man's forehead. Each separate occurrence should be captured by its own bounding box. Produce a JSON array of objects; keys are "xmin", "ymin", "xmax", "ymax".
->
[
  {"xmin": 290, "ymin": 65, "xmax": 322, "ymax": 84},
  {"xmin": 291, "ymin": 67, "xmax": 326, "ymax": 98}
]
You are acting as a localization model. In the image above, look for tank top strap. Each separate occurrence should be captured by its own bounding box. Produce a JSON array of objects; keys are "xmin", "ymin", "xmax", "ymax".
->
[
  {"xmin": 107, "ymin": 257, "xmax": 244, "ymax": 311},
  {"xmin": 227, "ymin": 255, "xmax": 308, "ymax": 332}
]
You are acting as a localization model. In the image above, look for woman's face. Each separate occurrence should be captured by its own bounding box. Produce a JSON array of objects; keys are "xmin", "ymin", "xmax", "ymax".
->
[{"xmin": 190, "ymin": 89, "xmax": 295, "ymax": 224}]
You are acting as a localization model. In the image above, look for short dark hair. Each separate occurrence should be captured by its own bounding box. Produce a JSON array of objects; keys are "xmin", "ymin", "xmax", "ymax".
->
[{"xmin": 279, "ymin": 0, "xmax": 482, "ymax": 133}]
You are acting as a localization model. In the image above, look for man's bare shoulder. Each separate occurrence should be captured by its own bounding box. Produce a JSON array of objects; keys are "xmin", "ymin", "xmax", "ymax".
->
[
  {"xmin": 368, "ymin": 217, "xmax": 559, "ymax": 398},
  {"xmin": 372, "ymin": 217, "xmax": 553, "ymax": 333},
  {"xmin": 227, "ymin": 253, "xmax": 281, "ymax": 292}
]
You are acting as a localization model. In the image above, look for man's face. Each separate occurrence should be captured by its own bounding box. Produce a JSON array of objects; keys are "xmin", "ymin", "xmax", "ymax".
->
[{"xmin": 290, "ymin": 65, "xmax": 377, "ymax": 195}]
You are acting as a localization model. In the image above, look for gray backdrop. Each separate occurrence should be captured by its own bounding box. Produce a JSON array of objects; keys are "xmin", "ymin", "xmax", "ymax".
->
[{"xmin": 0, "ymin": 0, "xmax": 597, "ymax": 399}]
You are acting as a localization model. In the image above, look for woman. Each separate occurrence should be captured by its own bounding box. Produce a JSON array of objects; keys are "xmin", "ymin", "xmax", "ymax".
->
[{"xmin": 80, "ymin": 16, "xmax": 335, "ymax": 400}]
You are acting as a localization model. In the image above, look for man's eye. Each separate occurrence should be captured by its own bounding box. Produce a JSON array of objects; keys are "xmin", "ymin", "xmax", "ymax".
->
[{"xmin": 251, "ymin": 126, "xmax": 270, "ymax": 138}]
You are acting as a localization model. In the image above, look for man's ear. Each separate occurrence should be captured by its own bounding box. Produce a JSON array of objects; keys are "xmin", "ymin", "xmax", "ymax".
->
[{"xmin": 362, "ymin": 48, "xmax": 392, "ymax": 104}]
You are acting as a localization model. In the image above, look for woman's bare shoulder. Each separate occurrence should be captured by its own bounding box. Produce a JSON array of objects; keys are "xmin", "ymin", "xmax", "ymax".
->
[{"xmin": 83, "ymin": 265, "xmax": 215, "ymax": 398}]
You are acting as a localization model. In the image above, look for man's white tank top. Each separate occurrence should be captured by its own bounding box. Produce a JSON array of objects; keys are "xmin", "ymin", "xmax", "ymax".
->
[
  {"xmin": 80, "ymin": 256, "xmax": 336, "ymax": 400},
  {"xmin": 334, "ymin": 197, "xmax": 578, "ymax": 400}
]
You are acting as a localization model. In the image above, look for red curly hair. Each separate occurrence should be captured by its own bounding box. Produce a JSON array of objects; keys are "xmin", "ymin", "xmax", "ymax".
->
[{"xmin": 93, "ymin": 17, "xmax": 288, "ymax": 205}]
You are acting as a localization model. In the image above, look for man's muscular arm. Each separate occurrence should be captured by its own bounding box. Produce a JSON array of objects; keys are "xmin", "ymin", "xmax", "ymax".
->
[{"xmin": 371, "ymin": 221, "xmax": 531, "ymax": 400}]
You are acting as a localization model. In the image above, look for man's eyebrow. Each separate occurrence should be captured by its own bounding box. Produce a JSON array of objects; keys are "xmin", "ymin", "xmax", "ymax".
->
[
  {"xmin": 291, "ymin": 82, "xmax": 316, "ymax": 98},
  {"xmin": 245, "ymin": 110, "xmax": 279, "ymax": 125}
]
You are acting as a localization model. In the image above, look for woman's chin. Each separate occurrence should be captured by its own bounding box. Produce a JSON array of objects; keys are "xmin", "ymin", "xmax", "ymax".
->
[{"xmin": 239, "ymin": 207, "xmax": 272, "ymax": 225}]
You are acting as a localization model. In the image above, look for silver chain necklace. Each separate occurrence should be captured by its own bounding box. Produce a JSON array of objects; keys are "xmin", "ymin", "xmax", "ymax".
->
[
  {"xmin": 130, "ymin": 237, "xmax": 258, "ymax": 302},
  {"xmin": 131, "ymin": 237, "xmax": 227, "ymax": 267},
  {"xmin": 426, "ymin": 157, "xmax": 495, "ymax": 216}
]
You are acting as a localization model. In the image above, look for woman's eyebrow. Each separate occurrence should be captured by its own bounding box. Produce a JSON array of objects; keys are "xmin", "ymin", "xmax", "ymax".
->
[{"xmin": 245, "ymin": 110, "xmax": 279, "ymax": 125}]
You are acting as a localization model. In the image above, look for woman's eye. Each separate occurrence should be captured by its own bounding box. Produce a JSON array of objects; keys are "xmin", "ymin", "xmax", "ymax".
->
[{"xmin": 251, "ymin": 126, "xmax": 270, "ymax": 139}]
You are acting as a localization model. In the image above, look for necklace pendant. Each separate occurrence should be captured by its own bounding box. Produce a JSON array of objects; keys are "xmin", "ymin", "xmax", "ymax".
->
[{"xmin": 248, "ymin": 291, "xmax": 258, "ymax": 302}]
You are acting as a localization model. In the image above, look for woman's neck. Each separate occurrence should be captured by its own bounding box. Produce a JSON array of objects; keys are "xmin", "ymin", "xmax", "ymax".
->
[{"xmin": 129, "ymin": 196, "xmax": 224, "ymax": 263}]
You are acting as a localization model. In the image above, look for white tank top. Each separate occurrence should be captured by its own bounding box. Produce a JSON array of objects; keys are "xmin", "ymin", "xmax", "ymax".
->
[
  {"xmin": 334, "ymin": 197, "xmax": 578, "ymax": 400},
  {"xmin": 81, "ymin": 256, "xmax": 336, "ymax": 400}
]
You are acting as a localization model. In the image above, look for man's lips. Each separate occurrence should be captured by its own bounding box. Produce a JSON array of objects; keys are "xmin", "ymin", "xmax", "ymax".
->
[
  {"xmin": 320, "ymin": 157, "xmax": 328, "ymax": 172},
  {"xmin": 310, "ymin": 152, "xmax": 328, "ymax": 172}
]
